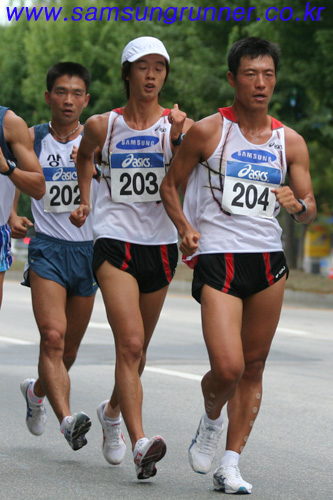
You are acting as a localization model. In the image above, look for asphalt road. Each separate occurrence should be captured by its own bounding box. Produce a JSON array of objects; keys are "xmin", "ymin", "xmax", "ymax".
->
[{"xmin": 1, "ymin": 279, "xmax": 332, "ymax": 500}]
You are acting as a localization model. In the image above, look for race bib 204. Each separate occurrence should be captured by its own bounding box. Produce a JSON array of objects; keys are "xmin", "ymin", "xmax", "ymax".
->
[
  {"xmin": 222, "ymin": 161, "xmax": 282, "ymax": 218},
  {"xmin": 110, "ymin": 152, "xmax": 165, "ymax": 203}
]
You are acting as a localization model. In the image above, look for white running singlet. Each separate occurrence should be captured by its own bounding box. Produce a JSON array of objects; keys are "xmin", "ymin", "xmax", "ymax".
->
[
  {"xmin": 93, "ymin": 108, "xmax": 177, "ymax": 245},
  {"xmin": 31, "ymin": 124, "xmax": 97, "ymax": 241},
  {"xmin": 0, "ymin": 106, "xmax": 16, "ymax": 226},
  {"xmin": 183, "ymin": 107, "xmax": 287, "ymax": 257},
  {"xmin": 0, "ymin": 177, "xmax": 15, "ymax": 226}
]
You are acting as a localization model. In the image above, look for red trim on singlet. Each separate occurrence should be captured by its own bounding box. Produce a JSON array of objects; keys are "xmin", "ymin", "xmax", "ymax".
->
[
  {"xmin": 162, "ymin": 108, "xmax": 170, "ymax": 116},
  {"xmin": 222, "ymin": 253, "xmax": 235, "ymax": 293},
  {"xmin": 264, "ymin": 252, "xmax": 275, "ymax": 286},
  {"xmin": 161, "ymin": 245, "xmax": 172, "ymax": 282},
  {"xmin": 219, "ymin": 106, "xmax": 283, "ymax": 130},
  {"xmin": 270, "ymin": 116, "xmax": 283, "ymax": 129},
  {"xmin": 218, "ymin": 107, "xmax": 237, "ymax": 122},
  {"xmin": 121, "ymin": 242, "xmax": 131, "ymax": 271}
]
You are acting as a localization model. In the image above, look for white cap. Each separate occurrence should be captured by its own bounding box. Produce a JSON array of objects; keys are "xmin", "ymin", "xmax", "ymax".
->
[{"xmin": 121, "ymin": 36, "xmax": 170, "ymax": 65}]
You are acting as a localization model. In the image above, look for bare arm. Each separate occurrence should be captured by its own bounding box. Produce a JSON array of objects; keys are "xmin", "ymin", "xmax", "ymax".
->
[
  {"xmin": 70, "ymin": 114, "xmax": 107, "ymax": 227},
  {"xmin": 0, "ymin": 111, "xmax": 45, "ymax": 199},
  {"xmin": 161, "ymin": 119, "xmax": 215, "ymax": 256},
  {"xmin": 8, "ymin": 188, "xmax": 33, "ymax": 238},
  {"xmin": 167, "ymin": 103, "xmax": 194, "ymax": 155},
  {"xmin": 272, "ymin": 126, "xmax": 316, "ymax": 224}
]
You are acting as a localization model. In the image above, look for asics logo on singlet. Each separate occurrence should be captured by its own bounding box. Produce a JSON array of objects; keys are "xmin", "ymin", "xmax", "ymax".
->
[
  {"xmin": 238, "ymin": 164, "xmax": 269, "ymax": 182},
  {"xmin": 268, "ymin": 141, "xmax": 283, "ymax": 150},
  {"xmin": 121, "ymin": 154, "xmax": 151, "ymax": 168},
  {"xmin": 232, "ymin": 149, "xmax": 276, "ymax": 163},
  {"xmin": 52, "ymin": 168, "xmax": 77, "ymax": 181}
]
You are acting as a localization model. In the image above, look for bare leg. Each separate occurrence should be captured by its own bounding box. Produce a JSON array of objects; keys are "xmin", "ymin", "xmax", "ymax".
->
[
  {"xmin": 106, "ymin": 284, "xmax": 167, "ymax": 418},
  {"xmin": 30, "ymin": 270, "xmax": 95, "ymax": 423},
  {"xmin": 200, "ymin": 285, "xmax": 244, "ymax": 420},
  {"xmin": 225, "ymin": 276, "xmax": 286, "ymax": 453},
  {"xmin": 62, "ymin": 293, "xmax": 95, "ymax": 371},
  {"xmin": 97, "ymin": 262, "xmax": 168, "ymax": 449}
]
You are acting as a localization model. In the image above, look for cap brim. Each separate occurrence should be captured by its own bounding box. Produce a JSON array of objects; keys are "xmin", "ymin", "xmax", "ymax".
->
[{"xmin": 125, "ymin": 51, "xmax": 170, "ymax": 64}]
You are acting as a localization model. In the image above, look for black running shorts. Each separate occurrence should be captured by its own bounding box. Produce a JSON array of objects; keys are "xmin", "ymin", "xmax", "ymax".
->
[
  {"xmin": 93, "ymin": 238, "xmax": 178, "ymax": 293},
  {"xmin": 192, "ymin": 251, "xmax": 288, "ymax": 303}
]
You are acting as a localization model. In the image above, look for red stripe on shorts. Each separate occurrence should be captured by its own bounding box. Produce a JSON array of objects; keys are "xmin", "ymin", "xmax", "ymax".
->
[
  {"xmin": 264, "ymin": 252, "xmax": 275, "ymax": 285},
  {"xmin": 222, "ymin": 253, "xmax": 234, "ymax": 293},
  {"xmin": 121, "ymin": 242, "xmax": 131, "ymax": 271},
  {"xmin": 161, "ymin": 245, "xmax": 172, "ymax": 283}
]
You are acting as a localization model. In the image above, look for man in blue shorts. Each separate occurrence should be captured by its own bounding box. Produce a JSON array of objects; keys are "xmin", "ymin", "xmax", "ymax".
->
[
  {"xmin": 16, "ymin": 62, "xmax": 98, "ymax": 450},
  {"xmin": 0, "ymin": 108, "xmax": 45, "ymax": 309},
  {"xmin": 161, "ymin": 37, "xmax": 316, "ymax": 494}
]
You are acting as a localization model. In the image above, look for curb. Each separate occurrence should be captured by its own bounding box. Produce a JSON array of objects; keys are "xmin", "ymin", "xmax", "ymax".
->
[
  {"xmin": 6, "ymin": 272, "xmax": 333, "ymax": 310},
  {"xmin": 283, "ymin": 289, "xmax": 333, "ymax": 309},
  {"xmin": 170, "ymin": 280, "xmax": 333, "ymax": 310}
]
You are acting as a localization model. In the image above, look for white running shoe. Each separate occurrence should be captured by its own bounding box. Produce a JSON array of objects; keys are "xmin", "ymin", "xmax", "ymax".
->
[
  {"xmin": 133, "ymin": 436, "xmax": 166, "ymax": 480},
  {"xmin": 96, "ymin": 400, "xmax": 126, "ymax": 465},
  {"xmin": 188, "ymin": 415, "xmax": 223, "ymax": 474},
  {"xmin": 20, "ymin": 378, "xmax": 47, "ymax": 436},
  {"xmin": 62, "ymin": 412, "xmax": 91, "ymax": 451},
  {"xmin": 213, "ymin": 464, "xmax": 252, "ymax": 494}
]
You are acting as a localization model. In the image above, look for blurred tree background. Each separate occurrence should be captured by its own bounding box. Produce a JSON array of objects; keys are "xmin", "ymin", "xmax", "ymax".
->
[{"xmin": 1, "ymin": 0, "xmax": 332, "ymax": 268}]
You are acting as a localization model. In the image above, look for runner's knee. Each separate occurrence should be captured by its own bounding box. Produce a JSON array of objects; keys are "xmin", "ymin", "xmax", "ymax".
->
[
  {"xmin": 243, "ymin": 359, "xmax": 266, "ymax": 383},
  {"xmin": 40, "ymin": 327, "xmax": 65, "ymax": 356},
  {"xmin": 117, "ymin": 336, "xmax": 144, "ymax": 364}
]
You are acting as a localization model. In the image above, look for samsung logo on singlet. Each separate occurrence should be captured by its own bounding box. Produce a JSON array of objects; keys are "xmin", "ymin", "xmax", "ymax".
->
[
  {"xmin": 231, "ymin": 149, "xmax": 276, "ymax": 163},
  {"xmin": 116, "ymin": 136, "xmax": 159, "ymax": 150}
]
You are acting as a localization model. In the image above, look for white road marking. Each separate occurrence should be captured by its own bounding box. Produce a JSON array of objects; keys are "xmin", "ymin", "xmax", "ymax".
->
[
  {"xmin": 145, "ymin": 366, "xmax": 202, "ymax": 381},
  {"xmin": 276, "ymin": 327, "xmax": 310, "ymax": 336},
  {"xmin": 88, "ymin": 322, "xmax": 110, "ymax": 329},
  {"xmin": 88, "ymin": 322, "xmax": 312, "ymax": 336},
  {"xmin": 0, "ymin": 336, "xmax": 35, "ymax": 345}
]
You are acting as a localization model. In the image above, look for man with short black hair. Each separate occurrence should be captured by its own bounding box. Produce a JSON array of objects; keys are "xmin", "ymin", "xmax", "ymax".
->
[
  {"xmin": 72, "ymin": 36, "xmax": 193, "ymax": 479},
  {"xmin": 161, "ymin": 37, "xmax": 316, "ymax": 494},
  {"xmin": 18, "ymin": 62, "xmax": 98, "ymax": 451}
]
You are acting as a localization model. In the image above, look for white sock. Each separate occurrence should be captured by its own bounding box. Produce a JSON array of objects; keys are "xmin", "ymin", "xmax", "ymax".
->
[
  {"xmin": 28, "ymin": 381, "xmax": 45, "ymax": 404},
  {"xmin": 104, "ymin": 415, "xmax": 121, "ymax": 424},
  {"xmin": 60, "ymin": 416, "xmax": 71, "ymax": 434},
  {"xmin": 103, "ymin": 406, "xmax": 121, "ymax": 424},
  {"xmin": 221, "ymin": 450, "xmax": 240, "ymax": 467},
  {"xmin": 203, "ymin": 412, "xmax": 223, "ymax": 428}
]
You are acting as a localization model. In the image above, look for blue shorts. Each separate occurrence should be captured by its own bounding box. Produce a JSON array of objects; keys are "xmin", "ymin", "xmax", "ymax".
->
[
  {"xmin": 192, "ymin": 252, "xmax": 288, "ymax": 303},
  {"xmin": 93, "ymin": 238, "xmax": 178, "ymax": 293},
  {"xmin": 0, "ymin": 224, "xmax": 12, "ymax": 272},
  {"xmin": 26, "ymin": 232, "xmax": 98, "ymax": 297}
]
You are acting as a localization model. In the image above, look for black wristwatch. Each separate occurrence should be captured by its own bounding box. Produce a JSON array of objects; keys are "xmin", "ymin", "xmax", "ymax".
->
[
  {"xmin": 1, "ymin": 159, "xmax": 17, "ymax": 176},
  {"xmin": 294, "ymin": 198, "xmax": 307, "ymax": 215},
  {"xmin": 171, "ymin": 133, "xmax": 185, "ymax": 146}
]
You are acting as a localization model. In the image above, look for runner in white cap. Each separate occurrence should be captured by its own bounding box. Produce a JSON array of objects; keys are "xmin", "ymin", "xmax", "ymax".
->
[
  {"xmin": 71, "ymin": 36, "xmax": 193, "ymax": 479},
  {"xmin": 161, "ymin": 37, "xmax": 316, "ymax": 494}
]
